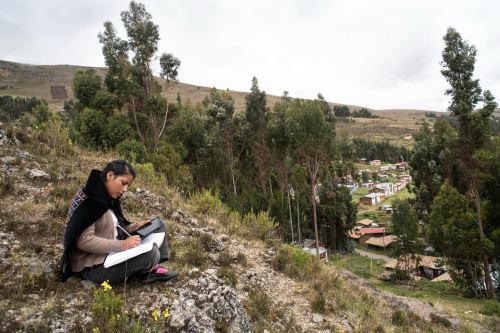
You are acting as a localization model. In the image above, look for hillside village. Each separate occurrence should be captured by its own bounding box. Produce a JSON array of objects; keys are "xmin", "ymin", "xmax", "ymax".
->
[
  {"xmin": 1, "ymin": 1, "xmax": 500, "ymax": 331},
  {"xmin": 3, "ymin": 122, "xmax": 491, "ymax": 332}
]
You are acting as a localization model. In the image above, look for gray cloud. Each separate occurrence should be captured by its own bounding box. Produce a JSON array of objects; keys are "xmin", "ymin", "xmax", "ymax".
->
[{"xmin": 0, "ymin": 0, "xmax": 499, "ymax": 110}]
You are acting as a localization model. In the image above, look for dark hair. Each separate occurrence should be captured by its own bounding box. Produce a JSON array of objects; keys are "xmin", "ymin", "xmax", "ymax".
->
[{"xmin": 101, "ymin": 160, "xmax": 136, "ymax": 181}]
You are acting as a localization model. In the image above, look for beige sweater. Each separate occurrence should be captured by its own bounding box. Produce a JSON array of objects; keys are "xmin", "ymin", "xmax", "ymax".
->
[{"xmin": 70, "ymin": 210, "xmax": 131, "ymax": 272}]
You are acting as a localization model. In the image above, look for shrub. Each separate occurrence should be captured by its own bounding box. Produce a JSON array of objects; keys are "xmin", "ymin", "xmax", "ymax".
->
[
  {"xmin": 71, "ymin": 108, "xmax": 107, "ymax": 149},
  {"xmin": 33, "ymin": 104, "xmax": 53, "ymax": 126},
  {"xmin": 218, "ymin": 250, "xmax": 233, "ymax": 267},
  {"xmin": 104, "ymin": 114, "xmax": 135, "ymax": 148},
  {"xmin": 311, "ymin": 292, "xmax": 326, "ymax": 313},
  {"xmin": 391, "ymin": 309, "xmax": 408, "ymax": 326},
  {"xmin": 92, "ymin": 90, "xmax": 119, "ymax": 116},
  {"xmin": 179, "ymin": 239, "xmax": 208, "ymax": 268},
  {"xmin": 480, "ymin": 300, "xmax": 500, "ymax": 316},
  {"xmin": 217, "ymin": 266, "xmax": 237, "ymax": 287},
  {"xmin": 241, "ymin": 211, "xmax": 276, "ymax": 241},
  {"xmin": 189, "ymin": 189, "xmax": 226, "ymax": 217},
  {"xmin": 91, "ymin": 282, "xmax": 144, "ymax": 333},
  {"xmin": 244, "ymin": 288, "xmax": 271, "ymax": 319},
  {"xmin": 133, "ymin": 162, "xmax": 156, "ymax": 185},
  {"xmin": 116, "ymin": 138, "xmax": 147, "ymax": 163},
  {"xmin": 272, "ymin": 244, "xmax": 321, "ymax": 281},
  {"xmin": 236, "ymin": 252, "xmax": 247, "ymax": 267},
  {"xmin": 0, "ymin": 174, "xmax": 14, "ymax": 196}
]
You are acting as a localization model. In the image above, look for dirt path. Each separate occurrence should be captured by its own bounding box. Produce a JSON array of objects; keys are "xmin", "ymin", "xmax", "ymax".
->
[
  {"xmin": 355, "ymin": 248, "xmax": 392, "ymax": 262},
  {"xmin": 229, "ymin": 240, "xmax": 351, "ymax": 332},
  {"xmin": 230, "ymin": 239, "xmax": 492, "ymax": 333}
]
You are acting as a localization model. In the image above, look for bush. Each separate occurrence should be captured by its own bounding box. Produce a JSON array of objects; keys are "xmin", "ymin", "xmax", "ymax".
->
[
  {"xmin": 92, "ymin": 90, "xmax": 119, "ymax": 115},
  {"xmin": 71, "ymin": 108, "xmax": 107, "ymax": 149},
  {"xmin": 116, "ymin": 138, "xmax": 147, "ymax": 163},
  {"xmin": 241, "ymin": 211, "xmax": 276, "ymax": 241},
  {"xmin": 105, "ymin": 114, "xmax": 135, "ymax": 148},
  {"xmin": 311, "ymin": 292, "xmax": 326, "ymax": 313},
  {"xmin": 217, "ymin": 267, "xmax": 237, "ymax": 287},
  {"xmin": 179, "ymin": 239, "xmax": 208, "ymax": 268},
  {"xmin": 480, "ymin": 300, "xmax": 500, "ymax": 316},
  {"xmin": 391, "ymin": 309, "xmax": 408, "ymax": 326},
  {"xmin": 91, "ymin": 282, "xmax": 144, "ymax": 333},
  {"xmin": 272, "ymin": 244, "xmax": 321, "ymax": 281},
  {"xmin": 244, "ymin": 288, "xmax": 271, "ymax": 319},
  {"xmin": 150, "ymin": 141, "xmax": 193, "ymax": 191},
  {"xmin": 189, "ymin": 190, "xmax": 227, "ymax": 217},
  {"xmin": 133, "ymin": 162, "xmax": 156, "ymax": 185},
  {"xmin": 0, "ymin": 175, "xmax": 14, "ymax": 196}
]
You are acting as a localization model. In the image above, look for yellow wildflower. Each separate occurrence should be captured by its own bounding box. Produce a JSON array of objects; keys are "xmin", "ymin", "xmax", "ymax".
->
[
  {"xmin": 162, "ymin": 308, "xmax": 170, "ymax": 319},
  {"xmin": 100, "ymin": 280, "xmax": 112, "ymax": 291},
  {"xmin": 92, "ymin": 328, "xmax": 100, "ymax": 333},
  {"xmin": 152, "ymin": 308, "xmax": 159, "ymax": 321}
]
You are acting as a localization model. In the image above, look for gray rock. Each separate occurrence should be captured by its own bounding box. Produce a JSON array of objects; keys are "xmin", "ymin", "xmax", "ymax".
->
[
  {"xmin": 1, "ymin": 156, "xmax": 16, "ymax": 164},
  {"xmin": 27, "ymin": 169, "xmax": 49, "ymax": 180},
  {"xmin": 208, "ymin": 253, "xmax": 220, "ymax": 262},
  {"xmin": 0, "ymin": 246, "xmax": 7, "ymax": 259},
  {"xmin": 16, "ymin": 150, "xmax": 31, "ymax": 159},
  {"xmin": 28, "ymin": 258, "xmax": 53, "ymax": 274},
  {"xmin": 28, "ymin": 294, "xmax": 40, "ymax": 300},
  {"xmin": 167, "ymin": 270, "xmax": 251, "ymax": 333},
  {"xmin": 80, "ymin": 280, "xmax": 96, "ymax": 290},
  {"xmin": 312, "ymin": 313, "xmax": 323, "ymax": 324},
  {"xmin": 212, "ymin": 237, "xmax": 226, "ymax": 252}
]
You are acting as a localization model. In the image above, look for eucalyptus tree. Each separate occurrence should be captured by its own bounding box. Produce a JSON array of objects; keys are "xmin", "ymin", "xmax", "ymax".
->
[
  {"xmin": 440, "ymin": 27, "xmax": 497, "ymax": 297},
  {"xmin": 98, "ymin": 1, "xmax": 180, "ymax": 151},
  {"xmin": 287, "ymin": 99, "xmax": 336, "ymax": 254},
  {"xmin": 245, "ymin": 77, "xmax": 270, "ymax": 194}
]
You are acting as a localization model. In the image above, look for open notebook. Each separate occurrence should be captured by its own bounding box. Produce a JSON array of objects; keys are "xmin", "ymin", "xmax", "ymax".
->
[{"xmin": 104, "ymin": 232, "xmax": 165, "ymax": 268}]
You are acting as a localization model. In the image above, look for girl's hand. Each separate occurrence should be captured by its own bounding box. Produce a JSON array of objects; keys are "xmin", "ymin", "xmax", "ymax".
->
[
  {"xmin": 136, "ymin": 219, "xmax": 152, "ymax": 229},
  {"xmin": 122, "ymin": 235, "xmax": 141, "ymax": 250}
]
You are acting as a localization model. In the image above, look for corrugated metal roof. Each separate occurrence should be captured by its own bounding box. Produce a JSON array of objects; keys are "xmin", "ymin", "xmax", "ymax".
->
[
  {"xmin": 360, "ymin": 227, "xmax": 385, "ymax": 235},
  {"xmin": 364, "ymin": 235, "xmax": 396, "ymax": 247}
]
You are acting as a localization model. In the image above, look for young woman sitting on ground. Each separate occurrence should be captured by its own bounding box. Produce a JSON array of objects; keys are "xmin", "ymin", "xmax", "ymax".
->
[{"xmin": 60, "ymin": 160, "xmax": 178, "ymax": 284}]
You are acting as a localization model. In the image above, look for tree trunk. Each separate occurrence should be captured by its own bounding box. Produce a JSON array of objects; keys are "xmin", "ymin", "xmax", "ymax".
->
[
  {"xmin": 228, "ymin": 146, "xmax": 237, "ymax": 195},
  {"xmin": 156, "ymin": 103, "xmax": 170, "ymax": 151},
  {"xmin": 287, "ymin": 185, "xmax": 294, "ymax": 243},
  {"xmin": 129, "ymin": 99, "xmax": 146, "ymax": 147},
  {"xmin": 471, "ymin": 180, "xmax": 495, "ymax": 298},
  {"xmin": 331, "ymin": 218, "xmax": 337, "ymax": 252},
  {"xmin": 311, "ymin": 180, "xmax": 320, "ymax": 255},
  {"xmin": 296, "ymin": 191, "xmax": 301, "ymax": 244}
]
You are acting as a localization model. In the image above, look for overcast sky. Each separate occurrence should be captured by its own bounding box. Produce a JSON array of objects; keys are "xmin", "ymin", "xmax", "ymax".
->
[{"xmin": 1, "ymin": 0, "xmax": 499, "ymax": 111}]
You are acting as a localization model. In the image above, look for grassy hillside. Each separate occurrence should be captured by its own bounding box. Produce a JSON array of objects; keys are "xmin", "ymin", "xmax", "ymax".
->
[
  {"xmin": 2, "ymin": 120, "xmax": 497, "ymax": 332},
  {"xmin": 0, "ymin": 59, "xmax": 433, "ymax": 147}
]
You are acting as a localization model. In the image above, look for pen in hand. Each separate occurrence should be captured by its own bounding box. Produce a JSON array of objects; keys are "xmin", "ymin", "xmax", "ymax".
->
[
  {"xmin": 117, "ymin": 225, "xmax": 141, "ymax": 250},
  {"xmin": 117, "ymin": 224, "xmax": 132, "ymax": 237}
]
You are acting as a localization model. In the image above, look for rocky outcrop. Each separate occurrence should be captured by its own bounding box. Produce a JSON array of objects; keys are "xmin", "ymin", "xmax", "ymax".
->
[{"xmin": 167, "ymin": 269, "xmax": 251, "ymax": 333}]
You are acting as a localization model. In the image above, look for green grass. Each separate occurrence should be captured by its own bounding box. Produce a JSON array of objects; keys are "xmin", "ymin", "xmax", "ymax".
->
[
  {"xmin": 375, "ymin": 280, "xmax": 500, "ymax": 332},
  {"xmin": 336, "ymin": 251, "xmax": 500, "ymax": 331},
  {"xmin": 351, "ymin": 187, "xmax": 369, "ymax": 203},
  {"xmin": 332, "ymin": 253, "xmax": 386, "ymax": 279},
  {"xmin": 357, "ymin": 209, "xmax": 392, "ymax": 225},
  {"xmin": 357, "ymin": 187, "xmax": 415, "ymax": 220}
]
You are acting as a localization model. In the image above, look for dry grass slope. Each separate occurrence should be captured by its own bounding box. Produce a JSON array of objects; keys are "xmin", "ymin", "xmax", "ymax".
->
[{"xmin": 0, "ymin": 59, "xmax": 439, "ymax": 147}]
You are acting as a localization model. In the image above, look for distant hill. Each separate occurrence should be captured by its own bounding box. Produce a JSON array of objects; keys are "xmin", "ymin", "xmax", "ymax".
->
[{"xmin": 0, "ymin": 60, "xmax": 434, "ymax": 147}]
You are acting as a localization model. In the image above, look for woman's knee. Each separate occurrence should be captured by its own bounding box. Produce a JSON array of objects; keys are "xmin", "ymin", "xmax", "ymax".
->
[
  {"xmin": 143, "ymin": 245, "xmax": 160, "ymax": 268},
  {"xmin": 157, "ymin": 220, "xmax": 167, "ymax": 233}
]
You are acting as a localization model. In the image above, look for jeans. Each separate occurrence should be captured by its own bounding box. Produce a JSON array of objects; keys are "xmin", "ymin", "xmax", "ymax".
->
[{"xmin": 81, "ymin": 220, "xmax": 169, "ymax": 283}]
